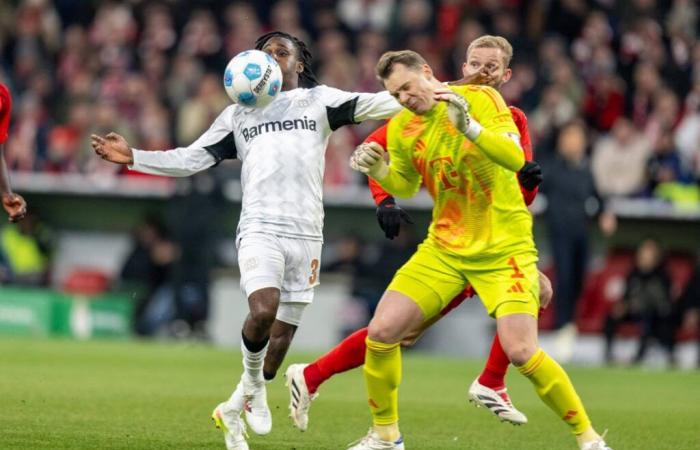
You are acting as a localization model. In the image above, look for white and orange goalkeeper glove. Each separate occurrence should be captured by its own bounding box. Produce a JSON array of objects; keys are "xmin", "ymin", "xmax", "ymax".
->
[
  {"xmin": 433, "ymin": 88, "xmax": 482, "ymax": 140},
  {"xmin": 349, "ymin": 142, "xmax": 389, "ymax": 180}
]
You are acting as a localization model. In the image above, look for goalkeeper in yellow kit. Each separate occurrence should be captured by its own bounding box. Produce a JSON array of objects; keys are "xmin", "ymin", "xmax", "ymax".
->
[{"xmin": 347, "ymin": 50, "xmax": 612, "ymax": 450}]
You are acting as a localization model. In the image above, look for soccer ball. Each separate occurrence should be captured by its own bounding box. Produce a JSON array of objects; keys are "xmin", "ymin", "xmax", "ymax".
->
[{"xmin": 223, "ymin": 50, "xmax": 283, "ymax": 108}]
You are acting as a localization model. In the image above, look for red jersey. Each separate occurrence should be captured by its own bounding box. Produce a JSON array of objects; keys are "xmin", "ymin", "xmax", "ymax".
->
[
  {"xmin": 0, "ymin": 83, "xmax": 11, "ymax": 144},
  {"xmin": 367, "ymin": 105, "xmax": 537, "ymax": 206}
]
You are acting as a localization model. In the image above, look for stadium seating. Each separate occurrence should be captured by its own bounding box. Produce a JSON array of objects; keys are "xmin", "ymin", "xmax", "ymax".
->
[{"xmin": 540, "ymin": 250, "xmax": 697, "ymax": 340}]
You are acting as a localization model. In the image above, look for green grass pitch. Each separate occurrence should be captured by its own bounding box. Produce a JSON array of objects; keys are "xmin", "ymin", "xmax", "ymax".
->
[{"xmin": 1, "ymin": 338, "xmax": 699, "ymax": 449}]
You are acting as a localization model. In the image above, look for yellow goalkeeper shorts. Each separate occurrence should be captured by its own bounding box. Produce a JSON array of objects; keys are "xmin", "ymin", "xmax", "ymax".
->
[{"xmin": 387, "ymin": 238, "xmax": 540, "ymax": 320}]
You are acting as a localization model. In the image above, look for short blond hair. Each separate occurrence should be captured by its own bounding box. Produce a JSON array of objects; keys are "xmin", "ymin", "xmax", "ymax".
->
[
  {"xmin": 376, "ymin": 50, "xmax": 428, "ymax": 80},
  {"xmin": 467, "ymin": 35, "xmax": 513, "ymax": 67}
]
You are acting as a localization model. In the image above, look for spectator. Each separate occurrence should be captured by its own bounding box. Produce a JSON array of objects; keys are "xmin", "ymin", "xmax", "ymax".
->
[
  {"xmin": 627, "ymin": 62, "xmax": 662, "ymax": 129},
  {"xmin": 529, "ymin": 85, "xmax": 577, "ymax": 155},
  {"xmin": 582, "ymin": 72, "xmax": 626, "ymax": 132},
  {"xmin": 541, "ymin": 120, "xmax": 617, "ymax": 362},
  {"xmin": 603, "ymin": 238, "xmax": 676, "ymax": 366},
  {"xmin": 337, "ymin": 0, "xmax": 395, "ymax": 33},
  {"xmin": 675, "ymin": 256, "xmax": 700, "ymax": 368},
  {"xmin": 647, "ymin": 128, "xmax": 694, "ymax": 198},
  {"xmin": 675, "ymin": 83, "xmax": 700, "ymax": 182},
  {"xmin": 0, "ymin": 212, "xmax": 51, "ymax": 286},
  {"xmin": 119, "ymin": 216, "xmax": 178, "ymax": 337},
  {"xmin": 176, "ymin": 73, "xmax": 229, "ymax": 146},
  {"xmin": 592, "ymin": 116, "xmax": 651, "ymax": 197}
]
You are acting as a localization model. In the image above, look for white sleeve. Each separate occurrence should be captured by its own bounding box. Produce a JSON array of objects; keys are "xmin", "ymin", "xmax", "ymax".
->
[
  {"xmin": 129, "ymin": 106, "xmax": 237, "ymax": 177},
  {"xmin": 316, "ymin": 85, "xmax": 402, "ymax": 130}
]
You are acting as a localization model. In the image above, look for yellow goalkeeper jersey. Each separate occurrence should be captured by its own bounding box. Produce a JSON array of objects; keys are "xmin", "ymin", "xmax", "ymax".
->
[{"xmin": 379, "ymin": 85, "xmax": 535, "ymax": 259}]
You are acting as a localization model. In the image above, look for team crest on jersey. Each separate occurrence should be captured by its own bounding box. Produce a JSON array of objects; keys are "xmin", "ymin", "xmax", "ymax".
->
[{"xmin": 297, "ymin": 99, "xmax": 310, "ymax": 108}]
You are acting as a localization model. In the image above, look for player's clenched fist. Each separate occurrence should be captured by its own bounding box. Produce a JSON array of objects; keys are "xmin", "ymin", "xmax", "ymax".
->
[
  {"xmin": 349, "ymin": 142, "xmax": 389, "ymax": 180},
  {"xmin": 2, "ymin": 193, "xmax": 26, "ymax": 223},
  {"xmin": 91, "ymin": 132, "xmax": 134, "ymax": 165}
]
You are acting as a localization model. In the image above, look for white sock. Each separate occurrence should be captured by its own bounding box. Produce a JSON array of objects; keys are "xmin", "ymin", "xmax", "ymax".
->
[{"xmin": 241, "ymin": 339, "xmax": 268, "ymax": 384}]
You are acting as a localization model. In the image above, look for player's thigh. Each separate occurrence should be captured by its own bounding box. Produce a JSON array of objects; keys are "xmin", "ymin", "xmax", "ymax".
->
[
  {"xmin": 370, "ymin": 290, "xmax": 426, "ymax": 344},
  {"xmin": 402, "ymin": 287, "xmax": 471, "ymax": 346},
  {"xmin": 466, "ymin": 251, "xmax": 540, "ymax": 319},
  {"xmin": 278, "ymin": 237, "xmax": 322, "ymax": 312},
  {"xmin": 237, "ymin": 233, "xmax": 285, "ymax": 298},
  {"xmin": 387, "ymin": 240, "xmax": 466, "ymax": 321}
]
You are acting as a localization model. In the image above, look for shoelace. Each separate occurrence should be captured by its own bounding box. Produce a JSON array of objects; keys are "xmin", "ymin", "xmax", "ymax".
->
[{"xmin": 495, "ymin": 389, "xmax": 514, "ymax": 407}]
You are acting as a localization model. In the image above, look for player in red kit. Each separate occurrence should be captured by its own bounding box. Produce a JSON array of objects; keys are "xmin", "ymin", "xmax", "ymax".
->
[
  {"xmin": 286, "ymin": 35, "xmax": 553, "ymax": 431},
  {"xmin": 0, "ymin": 83, "xmax": 27, "ymax": 222}
]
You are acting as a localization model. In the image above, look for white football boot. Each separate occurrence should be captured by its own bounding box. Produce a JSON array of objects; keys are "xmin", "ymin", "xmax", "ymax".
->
[
  {"xmin": 468, "ymin": 378, "xmax": 528, "ymax": 425},
  {"xmin": 347, "ymin": 429, "xmax": 405, "ymax": 450},
  {"xmin": 242, "ymin": 377, "xmax": 272, "ymax": 435},
  {"xmin": 285, "ymin": 363, "xmax": 318, "ymax": 431},
  {"xmin": 212, "ymin": 402, "xmax": 249, "ymax": 450},
  {"xmin": 580, "ymin": 431, "xmax": 613, "ymax": 450}
]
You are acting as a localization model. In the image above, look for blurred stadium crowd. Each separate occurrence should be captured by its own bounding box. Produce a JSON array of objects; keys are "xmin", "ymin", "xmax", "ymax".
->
[{"xmin": 0, "ymin": 0, "xmax": 699, "ymax": 204}]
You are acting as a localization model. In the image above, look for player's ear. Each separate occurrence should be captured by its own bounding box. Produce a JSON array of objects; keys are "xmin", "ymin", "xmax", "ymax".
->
[
  {"xmin": 422, "ymin": 64, "xmax": 433, "ymax": 79},
  {"xmin": 502, "ymin": 68, "xmax": 513, "ymax": 83},
  {"xmin": 296, "ymin": 61, "xmax": 304, "ymax": 74},
  {"xmin": 461, "ymin": 62, "xmax": 468, "ymax": 77}
]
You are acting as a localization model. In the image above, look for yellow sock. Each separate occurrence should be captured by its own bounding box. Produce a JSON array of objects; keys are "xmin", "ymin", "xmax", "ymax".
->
[
  {"xmin": 517, "ymin": 348, "xmax": 592, "ymax": 434},
  {"xmin": 364, "ymin": 337, "xmax": 401, "ymax": 438}
]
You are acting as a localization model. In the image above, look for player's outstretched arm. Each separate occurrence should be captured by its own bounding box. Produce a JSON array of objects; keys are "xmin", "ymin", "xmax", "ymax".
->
[
  {"xmin": 0, "ymin": 84, "xmax": 26, "ymax": 222},
  {"xmin": 91, "ymin": 132, "xmax": 134, "ymax": 165},
  {"xmin": 92, "ymin": 106, "xmax": 237, "ymax": 177},
  {"xmin": 434, "ymin": 88, "xmax": 524, "ymax": 172},
  {"xmin": 0, "ymin": 146, "xmax": 26, "ymax": 223}
]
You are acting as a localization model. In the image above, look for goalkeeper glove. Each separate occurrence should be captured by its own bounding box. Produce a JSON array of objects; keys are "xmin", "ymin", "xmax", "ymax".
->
[
  {"xmin": 376, "ymin": 197, "xmax": 414, "ymax": 240},
  {"xmin": 517, "ymin": 161, "xmax": 543, "ymax": 191},
  {"xmin": 350, "ymin": 142, "xmax": 389, "ymax": 180},
  {"xmin": 433, "ymin": 88, "xmax": 482, "ymax": 140}
]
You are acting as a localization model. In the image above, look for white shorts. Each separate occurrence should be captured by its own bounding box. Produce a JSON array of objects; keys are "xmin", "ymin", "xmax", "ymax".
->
[{"xmin": 237, "ymin": 232, "xmax": 322, "ymax": 307}]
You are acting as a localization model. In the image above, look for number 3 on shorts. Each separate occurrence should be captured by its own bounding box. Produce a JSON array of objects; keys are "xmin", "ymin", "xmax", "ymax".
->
[{"xmin": 309, "ymin": 259, "xmax": 319, "ymax": 285}]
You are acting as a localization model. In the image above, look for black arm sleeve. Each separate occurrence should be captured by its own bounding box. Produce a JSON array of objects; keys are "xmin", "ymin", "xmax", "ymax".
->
[
  {"xmin": 203, "ymin": 132, "xmax": 237, "ymax": 164},
  {"xmin": 326, "ymin": 97, "xmax": 359, "ymax": 131}
]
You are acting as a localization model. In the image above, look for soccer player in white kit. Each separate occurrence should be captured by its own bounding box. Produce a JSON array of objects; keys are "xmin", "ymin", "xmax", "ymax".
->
[{"xmin": 91, "ymin": 31, "xmax": 401, "ymax": 450}]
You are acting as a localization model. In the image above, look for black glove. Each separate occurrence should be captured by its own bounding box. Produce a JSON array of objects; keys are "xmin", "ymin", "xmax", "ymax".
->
[
  {"xmin": 518, "ymin": 161, "xmax": 543, "ymax": 191},
  {"xmin": 376, "ymin": 197, "xmax": 414, "ymax": 240}
]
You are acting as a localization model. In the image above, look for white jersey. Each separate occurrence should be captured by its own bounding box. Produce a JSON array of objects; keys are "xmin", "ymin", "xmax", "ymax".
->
[{"xmin": 130, "ymin": 85, "xmax": 401, "ymax": 241}]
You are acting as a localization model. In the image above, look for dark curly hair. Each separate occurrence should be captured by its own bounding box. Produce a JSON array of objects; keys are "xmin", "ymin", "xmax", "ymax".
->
[{"xmin": 254, "ymin": 31, "xmax": 319, "ymax": 88}]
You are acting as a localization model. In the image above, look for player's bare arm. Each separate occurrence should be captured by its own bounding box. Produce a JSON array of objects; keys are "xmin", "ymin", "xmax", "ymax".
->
[
  {"xmin": 0, "ymin": 144, "xmax": 25, "ymax": 222},
  {"xmin": 91, "ymin": 132, "xmax": 134, "ymax": 165},
  {"xmin": 448, "ymin": 69, "xmax": 495, "ymax": 87}
]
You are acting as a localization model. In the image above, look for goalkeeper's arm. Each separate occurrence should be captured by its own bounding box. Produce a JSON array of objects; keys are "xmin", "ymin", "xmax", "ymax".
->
[
  {"xmin": 434, "ymin": 88, "xmax": 524, "ymax": 172},
  {"xmin": 350, "ymin": 142, "xmax": 421, "ymax": 198}
]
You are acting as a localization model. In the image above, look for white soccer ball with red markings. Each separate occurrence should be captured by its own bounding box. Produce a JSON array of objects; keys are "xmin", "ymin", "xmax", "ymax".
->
[{"xmin": 223, "ymin": 50, "xmax": 283, "ymax": 108}]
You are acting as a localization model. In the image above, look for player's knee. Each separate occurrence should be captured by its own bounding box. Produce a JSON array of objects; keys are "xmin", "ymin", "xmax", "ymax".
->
[
  {"xmin": 247, "ymin": 288, "xmax": 280, "ymax": 331},
  {"xmin": 367, "ymin": 321, "xmax": 400, "ymax": 344},
  {"xmin": 400, "ymin": 330, "xmax": 420, "ymax": 347},
  {"xmin": 504, "ymin": 342, "xmax": 537, "ymax": 366},
  {"xmin": 248, "ymin": 309, "xmax": 277, "ymax": 332}
]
